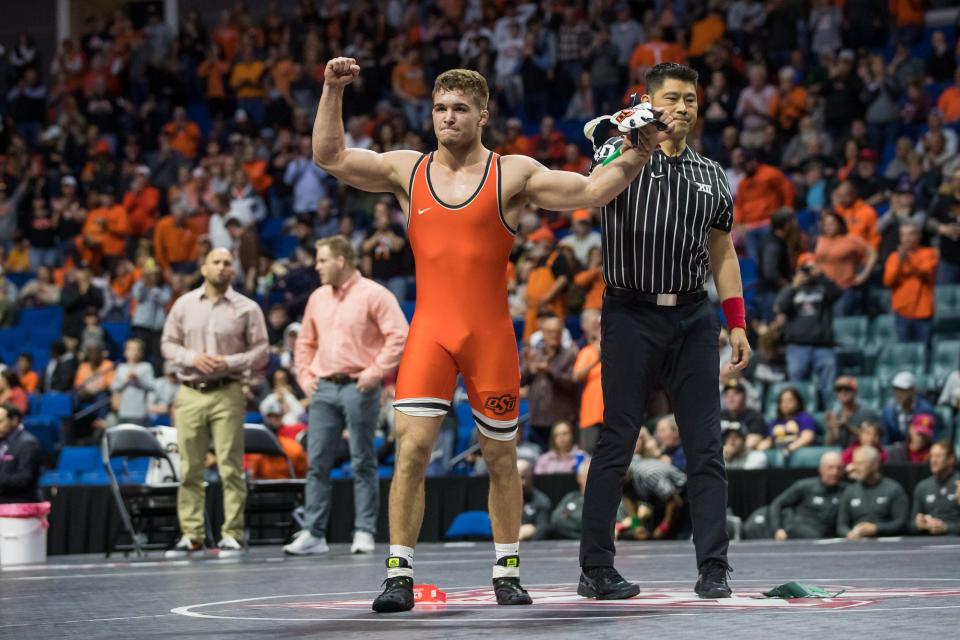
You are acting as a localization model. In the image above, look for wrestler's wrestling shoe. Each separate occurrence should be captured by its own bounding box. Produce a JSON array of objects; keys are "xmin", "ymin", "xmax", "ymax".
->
[
  {"xmin": 372, "ymin": 557, "xmax": 415, "ymax": 613},
  {"xmin": 695, "ymin": 560, "xmax": 732, "ymax": 599},
  {"xmin": 492, "ymin": 555, "xmax": 532, "ymax": 605},
  {"xmin": 577, "ymin": 566, "xmax": 641, "ymax": 600}
]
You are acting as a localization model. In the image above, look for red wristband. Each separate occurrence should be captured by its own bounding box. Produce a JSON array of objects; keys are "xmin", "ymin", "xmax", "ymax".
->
[{"xmin": 721, "ymin": 297, "xmax": 746, "ymax": 330}]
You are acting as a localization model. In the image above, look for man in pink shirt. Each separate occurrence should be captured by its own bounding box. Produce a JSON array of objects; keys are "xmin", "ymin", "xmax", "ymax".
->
[{"xmin": 285, "ymin": 236, "xmax": 408, "ymax": 556}]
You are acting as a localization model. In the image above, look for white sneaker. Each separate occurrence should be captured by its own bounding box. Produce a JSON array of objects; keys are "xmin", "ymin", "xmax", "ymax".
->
[
  {"xmin": 351, "ymin": 530, "xmax": 375, "ymax": 554},
  {"xmin": 283, "ymin": 530, "xmax": 329, "ymax": 556},
  {"xmin": 217, "ymin": 535, "xmax": 245, "ymax": 559},
  {"xmin": 164, "ymin": 536, "xmax": 204, "ymax": 559}
]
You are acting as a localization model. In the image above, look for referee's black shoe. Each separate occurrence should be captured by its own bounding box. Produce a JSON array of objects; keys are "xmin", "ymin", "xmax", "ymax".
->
[
  {"xmin": 695, "ymin": 560, "xmax": 732, "ymax": 599},
  {"xmin": 372, "ymin": 576, "xmax": 415, "ymax": 613},
  {"xmin": 577, "ymin": 567, "xmax": 641, "ymax": 600}
]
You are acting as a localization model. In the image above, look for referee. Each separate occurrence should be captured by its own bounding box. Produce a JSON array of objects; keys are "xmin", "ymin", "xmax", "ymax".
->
[{"xmin": 578, "ymin": 63, "xmax": 752, "ymax": 600}]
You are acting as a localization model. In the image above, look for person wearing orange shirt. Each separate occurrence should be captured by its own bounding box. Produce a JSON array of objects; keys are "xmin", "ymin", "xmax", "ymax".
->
[
  {"xmin": 162, "ymin": 107, "xmax": 202, "ymax": 161},
  {"xmin": 769, "ymin": 67, "xmax": 808, "ymax": 135},
  {"xmin": 733, "ymin": 150, "xmax": 795, "ymax": 261},
  {"xmin": 883, "ymin": 223, "xmax": 938, "ymax": 344},
  {"xmin": 76, "ymin": 188, "xmax": 131, "ymax": 273},
  {"xmin": 628, "ymin": 25, "xmax": 687, "ymax": 74},
  {"xmin": 199, "ymin": 43, "xmax": 233, "ymax": 119},
  {"xmin": 573, "ymin": 246, "xmax": 605, "ymax": 311},
  {"xmin": 71, "ymin": 343, "xmax": 116, "ymax": 444},
  {"xmin": 815, "ymin": 210, "xmax": 877, "ymax": 316},
  {"xmin": 15, "ymin": 354, "xmax": 38, "ymax": 394},
  {"xmin": 688, "ymin": 8, "xmax": 726, "ymax": 59},
  {"xmin": 889, "ymin": 0, "xmax": 925, "ymax": 45},
  {"xmin": 831, "ymin": 181, "xmax": 881, "ymax": 250},
  {"xmin": 495, "ymin": 118, "xmax": 533, "ymax": 156},
  {"xmin": 937, "ymin": 68, "xmax": 960, "ymax": 124},
  {"xmin": 523, "ymin": 227, "xmax": 572, "ymax": 342},
  {"xmin": 123, "ymin": 166, "xmax": 160, "ymax": 237},
  {"xmin": 230, "ymin": 40, "xmax": 266, "ymax": 124},
  {"xmin": 153, "ymin": 204, "xmax": 200, "ymax": 276},
  {"xmin": 391, "ymin": 48, "xmax": 431, "ymax": 129},
  {"xmin": 573, "ymin": 309, "xmax": 603, "ymax": 454},
  {"xmin": 212, "ymin": 10, "xmax": 240, "ymax": 61}
]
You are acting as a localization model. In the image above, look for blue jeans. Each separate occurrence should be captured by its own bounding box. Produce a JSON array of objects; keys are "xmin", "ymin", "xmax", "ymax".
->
[
  {"xmin": 744, "ymin": 225, "xmax": 770, "ymax": 264},
  {"xmin": 894, "ymin": 314, "xmax": 931, "ymax": 344},
  {"xmin": 377, "ymin": 276, "xmax": 407, "ymax": 303},
  {"xmin": 29, "ymin": 247, "xmax": 60, "ymax": 269},
  {"xmin": 304, "ymin": 379, "xmax": 381, "ymax": 537},
  {"xmin": 936, "ymin": 260, "xmax": 960, "ymax": 285},
  {"xmin": 833, "ymin": 287, "xmax": 862, "ymax": 317},
  {"xmin": 786, "ymin": 344, "xmax": 837, "ymax": 408}
]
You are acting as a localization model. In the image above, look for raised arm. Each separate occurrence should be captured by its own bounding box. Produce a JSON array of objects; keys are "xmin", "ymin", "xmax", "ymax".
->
[
  {"xmin": 517, "ymin": 114, "xmax": 675, "ymax": 211},
  {"xmin": 312, "ymin": 57, "xmax": 418, "ymax": 195}
]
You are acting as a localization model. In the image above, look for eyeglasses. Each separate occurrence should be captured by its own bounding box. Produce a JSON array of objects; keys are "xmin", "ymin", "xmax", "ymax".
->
[{"xmin": 834, "ymin": 386, "xmax": 854, "ymax": 392}]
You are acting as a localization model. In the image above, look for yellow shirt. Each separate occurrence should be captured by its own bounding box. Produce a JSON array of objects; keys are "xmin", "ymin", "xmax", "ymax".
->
[{"xmin": 230, "ymin": 60, "xmax": 265, "ymax": 99}]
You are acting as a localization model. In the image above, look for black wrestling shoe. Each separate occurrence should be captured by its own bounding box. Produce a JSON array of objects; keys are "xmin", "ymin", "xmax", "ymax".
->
[
  {"xmin": 371, "ymin": 576, "xmax": 415, "ymax": 613},
  {"xmin": 493, "ymin": 577, "xmax": 533, "ymax": 605},
  {"xmin": 577, "ymin": 566, "xmax": 641, "ymax": 600},
  {"xmin": 695, "ymin": 560, "xmax": 732, "ymax": 599}
]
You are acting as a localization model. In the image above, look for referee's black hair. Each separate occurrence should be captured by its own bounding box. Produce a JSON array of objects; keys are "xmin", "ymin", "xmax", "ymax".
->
[{"xmin": 645, "ymin": 63, "xmax": 699, "ymax": 95}]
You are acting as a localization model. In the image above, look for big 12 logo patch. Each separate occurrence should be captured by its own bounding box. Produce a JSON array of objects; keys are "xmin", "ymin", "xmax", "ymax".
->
[{"xmin": 484, "ymin": 394, "xmax": 517, "ymax": 416}]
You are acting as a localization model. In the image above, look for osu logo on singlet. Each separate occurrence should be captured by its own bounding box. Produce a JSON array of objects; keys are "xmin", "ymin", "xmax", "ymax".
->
[{"xmin": 484, "ymin": 394, "xmax": 517, "ymax": 416}]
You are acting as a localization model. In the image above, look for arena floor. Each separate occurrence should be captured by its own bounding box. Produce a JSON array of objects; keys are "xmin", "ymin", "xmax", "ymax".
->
[{"xmin": 2, "ymin": 538, "xmax": 959, "ymax": 639}]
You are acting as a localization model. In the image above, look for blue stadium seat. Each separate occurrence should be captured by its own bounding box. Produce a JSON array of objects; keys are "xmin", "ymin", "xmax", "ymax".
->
[
  {"xmin": 102, "ymin": 322, "xmax": 131, "ymax": 352},
  {"xmin": 6, "ymin": 272, "xmax": 34, "ymax": 289},
  {"xmin": 245, "ymin": 411, "xmax": 263, "ymax": 424},
  {"xmin": 0, "ymin": 327, "xmax": 27, "ymax": 350},
  {"xmin": 57, "ymin": 446, "xmax": 101, "ymax": 474},
  {"xmin": 273, "ymin": 235, "xmax": 299, "ymax": 260},
  {"xmin": 401, "ymin": 301, "xmax": 416, "ymax": 323},
  {"xmin": 445, "ymin": 510, "xmax": 493, "ymax": 540},
  {"xmin": 566, "ymin": 315, "xmax": 582, "ymax": 341},
  {"xmin": 39, "ymin": 392, "xmax": 73, "ymax": 419},
  {"xmin": 77, "ymin": 470, "xmax": 111, "ymax": 485},
  {"xmin": 788, "ymin": 446, "xmax": 842, "ymax": 469},
  {"xmin": 258, "ymin": 216, "xmax": 285, "ymax": 244},
  {"xmin": 29, "ymin": 347, "xmax": 50, "ymax": 373},
  {"xmin": 40, "ymin": 470, "xmax": 78, "ymax": 487},
  {"xmin": 17, "ymin": 306, "xmax": 63, "ymax": 332},
  {"xmin": 23, "ymin": 416, "xmax": 61, "ymax": 454}
]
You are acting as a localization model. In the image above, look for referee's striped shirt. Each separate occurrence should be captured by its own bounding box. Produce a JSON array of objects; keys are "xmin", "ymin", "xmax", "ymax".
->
[{"xmin": 595, "ymin": 140, "xmax": 734, "ymax": 293}]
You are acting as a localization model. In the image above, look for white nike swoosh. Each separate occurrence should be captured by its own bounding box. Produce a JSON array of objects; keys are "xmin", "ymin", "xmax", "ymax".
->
[
  {"xmin": 418, "ymin": 208, "xmax": 430, "ymax": 215},
  {"xmin": 651, "ymin": 173, "xmax": 665, "ymax": 179}
]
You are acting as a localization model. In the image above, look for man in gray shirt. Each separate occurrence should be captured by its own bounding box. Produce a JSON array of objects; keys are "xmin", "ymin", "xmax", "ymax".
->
[
  {"xmin": 911, "ymin": 441, "xmax": 960, "ymax": 536},
  {"xmin": 837, "ymin": 446, "xmax": 909, "ymax": 539}
]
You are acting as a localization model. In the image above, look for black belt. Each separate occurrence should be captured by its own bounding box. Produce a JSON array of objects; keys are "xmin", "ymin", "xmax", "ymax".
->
[
  {"xmin": 320, "ymin": 374, "xmax": 355, "ymax": 386},
  {"xmin": 606, "ymin": 287, "xmax": 707, "ymax": 307},
  {"xmin": 182, "ymin": 378, "xmax": 236, "ymax": 392}
]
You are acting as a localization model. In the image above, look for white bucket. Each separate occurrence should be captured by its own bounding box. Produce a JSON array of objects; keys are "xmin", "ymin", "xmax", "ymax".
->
[{"xmin": 0, "ymin": 516, "xmax": 48, "ymax": 566}]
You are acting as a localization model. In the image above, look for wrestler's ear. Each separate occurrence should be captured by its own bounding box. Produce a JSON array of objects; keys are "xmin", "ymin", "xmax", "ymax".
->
[{"xmin": 479, "ymin": 107, "xmax": 489, "ymax": 127}]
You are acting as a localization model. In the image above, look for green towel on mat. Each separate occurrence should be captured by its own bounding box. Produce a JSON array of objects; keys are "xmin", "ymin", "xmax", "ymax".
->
[{"xmin": 762, "ymin": 582, "xmax": 845, "ymax": 599}]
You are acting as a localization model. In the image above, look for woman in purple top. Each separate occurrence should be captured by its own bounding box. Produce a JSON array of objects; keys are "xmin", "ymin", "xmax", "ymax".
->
[
  {"xmin": 758, "ymin": 388, "xmax": 817, "ymax": 455},
  {"xmin": 534, "ymin": 421, "xmax": 586, "ymax": 475}
]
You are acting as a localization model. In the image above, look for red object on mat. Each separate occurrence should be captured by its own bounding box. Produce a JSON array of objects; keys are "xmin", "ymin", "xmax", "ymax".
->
[{"xmin": 413, "ymin": 584, "xmax": 447, "ymax": 604}]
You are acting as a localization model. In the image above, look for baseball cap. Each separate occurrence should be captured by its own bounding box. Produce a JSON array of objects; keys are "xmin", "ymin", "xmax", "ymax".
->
[
  {"xmin": 720, "ymin": 420, "xmax": 746, "ymax": 440},
  {"xmin": 94, "ymin": 139, "xmax": 111, "ymax": 155},
  {"xmin": 893, "ymin": 180, "xmax": 914, "ymax": 195},
  {"xmin": 527, "ymin": 227, "xmax": 556, "ymax": 244},
  {"xmin": 260, "ymin": 396, "xmax": 283, "ymax": 416},
  {"xmin": 891, "ymin": 371, "xmax": 916, "ymax": 390},
  {"xmin": 572, "ymin": 208, "xmax": 591, "ymax": 223},
  {"xmin": 858, "ymin": 148, "xmax": 878, "ymax": 163},
  {"xmin": 834, "ymin": 376, "xmax": 858, "ymax": 392},
  {"xmin": 838, "ymin": 49, "xmax": 856, "ymax": 62},
  {"xmin": 909, "ymin": 413, "xmax": 935, "ymax": 439},
  {"xmin": 796, "ymin": 252, "xmax": 816, "ymax": 268},
  {"xmin": 723, "ymin": 379, "xmax": 746, "ymax": 394},
  {"xmin": 61, "ymin": 175, "xmax": 77, "ymax": 186}
]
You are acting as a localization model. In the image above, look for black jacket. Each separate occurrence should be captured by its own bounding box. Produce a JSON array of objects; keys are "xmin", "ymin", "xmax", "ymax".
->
[
  {"xmin": 0, "ymin": 427, "xmax": 42, "ymax": 504},
  {"xmin": 775, "ymin": 275, "xmax": 843, "ymax": 347}
]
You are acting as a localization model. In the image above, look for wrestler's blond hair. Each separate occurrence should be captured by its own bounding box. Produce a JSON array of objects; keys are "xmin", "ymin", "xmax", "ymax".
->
[{"xmin": 433, "ymin": 69, "xmax": 489, "ymax": 110}]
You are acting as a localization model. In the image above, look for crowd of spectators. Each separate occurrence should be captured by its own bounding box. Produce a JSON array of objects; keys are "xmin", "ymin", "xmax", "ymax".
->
[{"xmin": 0, "ymin": 1, "xmax": 958, "ymax": 536}]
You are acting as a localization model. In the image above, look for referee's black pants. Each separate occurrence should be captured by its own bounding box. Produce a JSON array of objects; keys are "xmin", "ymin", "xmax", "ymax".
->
[{"xmin": 579, "ymin": 294, "xmax": 729, "ymax": 570}]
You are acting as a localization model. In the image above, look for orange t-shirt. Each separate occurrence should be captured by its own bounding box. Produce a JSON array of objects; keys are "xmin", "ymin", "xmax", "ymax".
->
[
  {"xmin": 198, "ymin": 59, "xmax": 231, "ymax": 99},
  {"xmin": 153, "ymin": 216, "xmax": 200, "ymax": 272},
  {"xmin": 244, "ymin": 436, "xmax": 308, "ymax": 479},
  {"xmin": 75, "ymin": 360, "xmax": 115, "ymax": 393},
  {"xmin": 815, "ymin": 234, "xmax": 870, "ymax": 289},
  {"xmin": 883, "ymin": 247, "xmax": 939, "ymax": 319},
  {"xmin": 496, "ymin": 136, "xmax": 533, "ymax": 156},
  {"xmin": 391, "ymin": 60, "xmax": 428, "ymax": 99},
  {"xmin": 888, "ymin": 0, "xmax": 924, "ymax": 26},
  {"xmin": 769, "ymin": 87, "xmax": 808, "ymax": 131},
  {"xmin": 688, "ymin": 15, "xmax": 725, "ymax": 57},
  {"xmin": 243, "ymin": 159, "xmax": 273, "ymax": 194},
  {"xmin": 524, "ymin": 252, "xmax": 566, "ymax": 341},
  {"xmin": 163, "ymin": 121, "xmax": 201, "ymax": 160},
  {"xmin": 19, "ymin": 371, "xmax": 38, "ymax": 394},
  {"xmin": 629, "ymin": 40, "xmax": 687, "ymax": 72},
  {"xmin": 834, "ymin": 199, "xmax": 880, "ymax": 250},
  {"xmin": 575, "ymin": 344, "xmax": 604, "ymax": 428},
  {"xmin": 212, "ymin": 25, "xmax": 240, "ymax": 61},
  {"xmin": 123, "ymin": 186, "xmax": 160, "ymax": 237},
  {"xmin": 82, "ymin": 205, "xmax": 130, "ymax": 257},
  {"xmin": 573, "ymin": 267, "xmax": 605, "ymax": 311},
  {"xmin": 734, "ymin": 164, "xmax": 795, "ymax": 227},
  {"xmin": 937, "ymin": 86, "xmax": 960, "ymax": 124}
]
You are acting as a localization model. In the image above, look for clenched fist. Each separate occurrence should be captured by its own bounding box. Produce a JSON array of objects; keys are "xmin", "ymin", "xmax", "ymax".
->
[{"xmin": 324, "ymin": 57, "xmax": 360, "ymax": 88}]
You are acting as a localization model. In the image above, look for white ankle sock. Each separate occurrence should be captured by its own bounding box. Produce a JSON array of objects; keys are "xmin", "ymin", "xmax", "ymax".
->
[
  {"xmin": 387, "ymin": 544, "xmax": 415, "ymax": 578},
  {"xmin": 493, "ymin": 541, "xmax": 520, "ymax": 578}
]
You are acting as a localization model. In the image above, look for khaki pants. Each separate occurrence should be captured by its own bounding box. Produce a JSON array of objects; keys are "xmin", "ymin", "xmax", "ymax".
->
[{"xmin": 174, "ymin": 382, "xmax": 246, "ymax": 542}]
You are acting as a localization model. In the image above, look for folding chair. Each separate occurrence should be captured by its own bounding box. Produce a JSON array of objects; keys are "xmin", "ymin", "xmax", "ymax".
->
[
  {"xmin": 243, "ymin": 424, "xmax": 305, "ymax": 546},
  {"xmin": 101, "ymin": 424, "xmax": 180, "ymax": 557}
]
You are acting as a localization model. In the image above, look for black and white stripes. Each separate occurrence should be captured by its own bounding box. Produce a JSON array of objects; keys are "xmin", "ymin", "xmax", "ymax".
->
[{"xmin": 599, "ymin": 144, "xmax": 734, "ymax": 293}]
